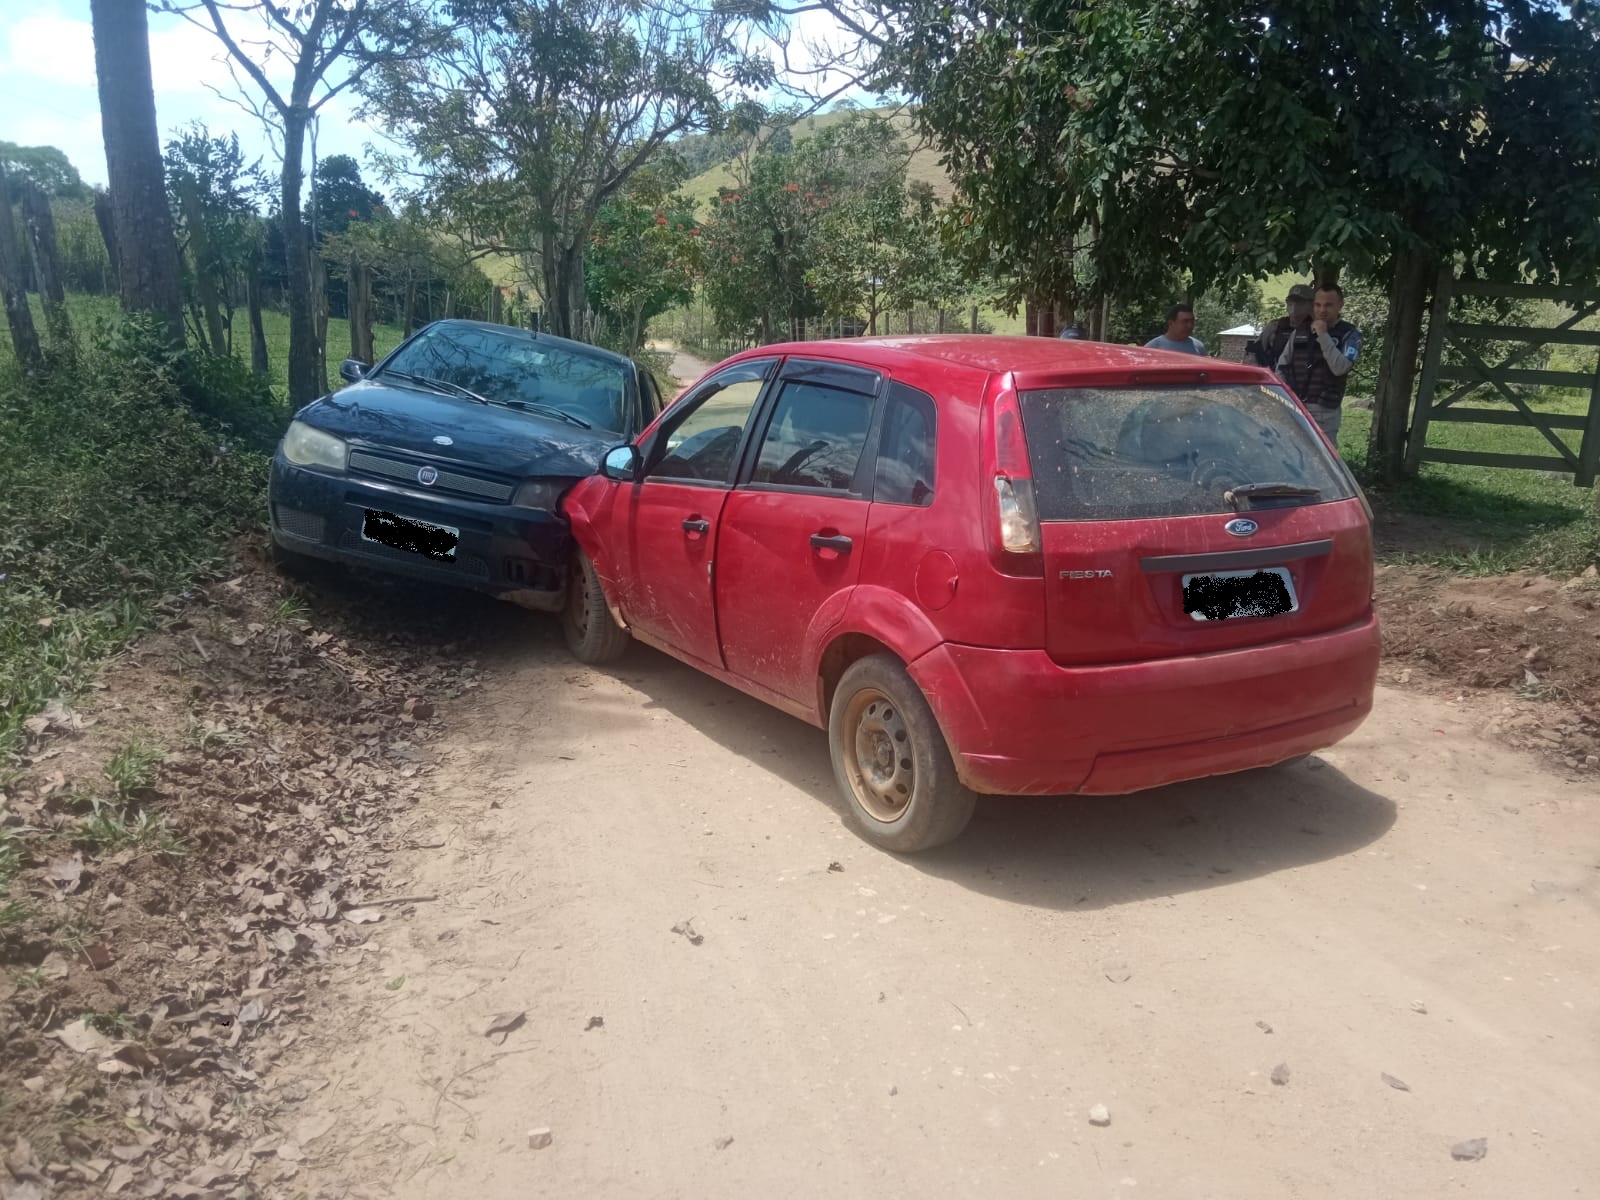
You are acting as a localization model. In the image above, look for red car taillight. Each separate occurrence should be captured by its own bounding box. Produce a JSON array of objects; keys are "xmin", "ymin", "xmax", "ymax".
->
[{"xmin": 984, "ymin": 381, "xmax": 1043, "ymax": 571}]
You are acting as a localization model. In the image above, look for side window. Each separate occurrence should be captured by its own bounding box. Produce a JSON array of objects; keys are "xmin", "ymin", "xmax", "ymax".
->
[
  {"xmin": 649, "ymin": 370, "xmax": 768, "ymax": 484},
  {"xmin": 874, "ymin": 386, "xmax": 937, "ymax": 506},
  {"xmin": 752, "ymin": 381, "xmax": 875, "ymax": 492}
]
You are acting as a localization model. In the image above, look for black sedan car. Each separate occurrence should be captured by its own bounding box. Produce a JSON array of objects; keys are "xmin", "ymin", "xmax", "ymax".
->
[{"xmin": 269, "ymin": 319, "xmax": 665, "ymax": 611}]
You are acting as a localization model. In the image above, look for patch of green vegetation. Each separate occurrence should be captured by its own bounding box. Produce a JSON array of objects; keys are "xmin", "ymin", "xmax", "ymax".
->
[
  {"xmin": 79, "ymin": 798, "xmax": 183, "ymax": 855},
  {"xmin": 1340, "ymin": 405, "xmax": 1598, "ymax": 575},
  {"xmin": 274, "ymin": 594, "xmax": 311, "ymax": 624},
  {"xmin": 82, "ymin": 1010, "xmax": 138, "ymax": 1038},
  {"xmin": 0, "ymin": 313, "xmax": 273, "ymax": 760},
  {"xmin": 104, "ymin": 740, "xmax": 165, "ymax": 799}
]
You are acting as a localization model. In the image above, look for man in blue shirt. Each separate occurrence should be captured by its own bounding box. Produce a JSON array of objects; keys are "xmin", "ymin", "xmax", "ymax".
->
[{"xmin": 1144, "ymin": 303, "xmax": 1205, "ymax": 355}]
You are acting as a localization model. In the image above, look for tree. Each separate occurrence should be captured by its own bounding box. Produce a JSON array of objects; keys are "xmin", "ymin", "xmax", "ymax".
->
[
  {"xmin": 165, "ymin": 125, "xmax": 266, "ymax": 354},
  {"xmin": 89, "ymin": 0, "xmax": 185, "ymax": 345},
  {"xmin": 875, "ymin": 0, "xmax": 1600, "ymax": 477},
  {"xmin": 586, "ymin": 174, "xmax": 703, "ymax": 354},
  {"xmin": 363, "ymin": 0, "xmax": 773, "ymax": 340},
  {"xmin": 314, "ymin": 154, "xmax": 384, "ymax": 237},
  {"xmin": 175, "ymin": 0, "xmax": 433, "ymax": 404},
  {"xmin": 0, "ymin": 143, "xmax": 89, "ymax": 199}
]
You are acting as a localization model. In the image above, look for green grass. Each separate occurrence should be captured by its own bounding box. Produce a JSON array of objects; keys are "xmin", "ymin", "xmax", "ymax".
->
[
  {"xmin": 6, "ymin": 292, "xmax": 408, "ymax": 407},
  {"xmin": 1339, "ymin": 403, "xmax": 1598, "ymax": 573},
  {"xmin": 104, "ymin": 741, "xmax": 164, "ymax": 798}
]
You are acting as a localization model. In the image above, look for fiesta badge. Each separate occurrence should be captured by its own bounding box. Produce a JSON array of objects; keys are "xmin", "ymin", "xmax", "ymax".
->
[
  {"xmin": 1224, "ymin": 517, "xmax": 1258, "ymax": 537},
  {"xmin": 417, "ymin": 465, "xmax": 439, "ymax": 486},
  {"xmin": 433, "ymin": 435, "xmax": 454, "ymax": 446}
]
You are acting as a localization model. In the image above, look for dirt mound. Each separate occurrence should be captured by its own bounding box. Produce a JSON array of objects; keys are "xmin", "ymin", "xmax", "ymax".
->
[
  {"xmin": 0, "ymin": 543, "xmax": 484, "ymax": 1198},
  {"xmin": 1377, "ymin": 563, "xmax": 1600, "ymax": 770}
]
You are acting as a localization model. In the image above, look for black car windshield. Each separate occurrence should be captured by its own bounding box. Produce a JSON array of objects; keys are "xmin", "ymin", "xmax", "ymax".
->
[{"xmin": 377, "ymin": 325, "xmax": 630, "ymax": 434}]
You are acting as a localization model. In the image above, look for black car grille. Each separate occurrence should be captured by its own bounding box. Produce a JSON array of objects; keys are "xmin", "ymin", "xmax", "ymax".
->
[
  {"xmin": 274, "ymin": 506, "xmax": 326, "ymax": 542},
  {"xmin": 348, "ymin": 450, "xmax": 515, "ymax": 503}
]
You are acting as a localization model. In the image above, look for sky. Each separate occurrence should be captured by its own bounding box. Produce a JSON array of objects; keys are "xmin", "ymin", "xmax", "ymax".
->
[{"xmin": 0, "ymin": 0, "xmax": 868, "ymax": 195}]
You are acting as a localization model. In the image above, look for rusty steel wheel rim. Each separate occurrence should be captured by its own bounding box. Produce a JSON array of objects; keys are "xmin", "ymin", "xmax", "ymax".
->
[
  {"xmin": 842, "ymin": 687, "xmax": 915, "ymax": 823},
  {"xmin": 567, "ymin": 564, "xmax": 593, "ymax": 638}
]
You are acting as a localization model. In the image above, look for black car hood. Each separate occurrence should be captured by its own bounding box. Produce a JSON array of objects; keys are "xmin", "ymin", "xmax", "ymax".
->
[{"xmin": 299, "ymin": 380, "xmax": 620, "ymax": 478}]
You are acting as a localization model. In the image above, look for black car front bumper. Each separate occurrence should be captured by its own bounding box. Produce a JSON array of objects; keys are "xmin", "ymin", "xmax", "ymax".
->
[{"xmin": 268, "ymin": 454, "xmax": 573, "ymax": 611}]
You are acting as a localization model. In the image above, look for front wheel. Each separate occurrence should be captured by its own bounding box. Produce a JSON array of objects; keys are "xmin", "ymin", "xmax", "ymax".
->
[
  {"xmin": 562, "ymin": 550, "xmax": 629, "ymax": 664},
  {"xmin": 828, "ymin": 654, "xmax": 976, "ymax": 852}
]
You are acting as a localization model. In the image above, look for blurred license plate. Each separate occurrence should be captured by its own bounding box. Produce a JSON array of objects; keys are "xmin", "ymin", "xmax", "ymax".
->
[
  {"xmin": 1182, "ymin": 567, "xmax": 1297, "ymax": 621},
  {"xmin": 362, "ymin": 509, "xmax": 458, "ymax": 562}
]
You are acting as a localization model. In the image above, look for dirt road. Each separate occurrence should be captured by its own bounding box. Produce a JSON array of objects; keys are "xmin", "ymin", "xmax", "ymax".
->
[{"xmin": 279, "ymin": 587, "xmax": 1599, "ymax": 1199}]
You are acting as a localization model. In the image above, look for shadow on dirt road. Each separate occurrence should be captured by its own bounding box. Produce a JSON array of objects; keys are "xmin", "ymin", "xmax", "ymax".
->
[{"xmin": 291, "ymin": 565, "xmax": 1397, "ymax": 912}]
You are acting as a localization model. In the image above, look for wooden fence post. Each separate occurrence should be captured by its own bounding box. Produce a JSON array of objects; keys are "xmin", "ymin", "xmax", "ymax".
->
[
  {"xmin": 1403, "ymin": 266, "xmax": 1453, "ymax": 477},
  {"xmin": 20, "ymin": 181, "xmax": 73, "ymax": 350},
  {"xmin": 0, "ymin": 164, "xmax": 42, "ymax": 369}
]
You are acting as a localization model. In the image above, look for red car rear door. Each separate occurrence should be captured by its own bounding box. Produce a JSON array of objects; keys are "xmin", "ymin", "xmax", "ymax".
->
[
  {"xmin": 716, "ymin": 359, "xmax": 883, "ymax": 704},
  {"xmin": 614, "ymin": 359, "xmax": 775, "ymax": 667}
]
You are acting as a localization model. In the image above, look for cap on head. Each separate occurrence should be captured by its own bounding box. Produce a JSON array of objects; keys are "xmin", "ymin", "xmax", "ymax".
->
[{"xmin": 1287, "ymin": 284, "xmax": 1315, "ymax": 303}]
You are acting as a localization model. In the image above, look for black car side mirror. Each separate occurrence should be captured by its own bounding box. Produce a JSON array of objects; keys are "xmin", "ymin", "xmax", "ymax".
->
[
  {"xmin": 339, "ymin": 358, "xmax": 368, "ymax": 383},
  {"xmin": 602, "ymin": 444, "xmax": 640, "ymax": 482}
]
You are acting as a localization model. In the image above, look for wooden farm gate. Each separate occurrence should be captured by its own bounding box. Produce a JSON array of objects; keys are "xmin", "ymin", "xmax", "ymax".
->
[{"xmin": 1406, "ymin": 274, "xmax": 1600, "ymax": 486}]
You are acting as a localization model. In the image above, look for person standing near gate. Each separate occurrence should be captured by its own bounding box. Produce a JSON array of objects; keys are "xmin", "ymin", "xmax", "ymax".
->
[{"xmin": 1250, "ymin": 283, "xmax": 1362, "ymax": 450}]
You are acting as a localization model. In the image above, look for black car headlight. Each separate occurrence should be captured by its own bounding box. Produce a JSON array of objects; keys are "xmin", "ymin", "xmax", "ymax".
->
[
  {"xmin": 512, "ymin": 479, "xmax": 565, "ymax": 510},
  {"xmin": 282, "ymin": 420, "xmax": 349, "ymax": 470}
]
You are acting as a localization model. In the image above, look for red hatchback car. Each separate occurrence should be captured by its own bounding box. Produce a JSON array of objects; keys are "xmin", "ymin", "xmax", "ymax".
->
[{"xmin": 560, "ymin": 337, "xmax": 1379, "ymax": 851}]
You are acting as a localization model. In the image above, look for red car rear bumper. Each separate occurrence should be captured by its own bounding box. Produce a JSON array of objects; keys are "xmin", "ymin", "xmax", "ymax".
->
[{"xmin": 909, "ymin": 614, "xmax": 1380, "ymax": 796}]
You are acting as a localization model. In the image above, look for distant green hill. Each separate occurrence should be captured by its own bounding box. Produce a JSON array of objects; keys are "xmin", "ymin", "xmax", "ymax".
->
[{"xmin": 677, "ymin": 104, "xmax": 952, "ymax": 215}]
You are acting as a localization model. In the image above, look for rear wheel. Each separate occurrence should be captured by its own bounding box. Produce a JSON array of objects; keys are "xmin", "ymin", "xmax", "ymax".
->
[
  {"xmin": 562, "ymin": 551, "xmax": 629, "ymax": 664},
  {"xmin": 828, "ymin": 654, "xmax": 976, "ymax": 852}
]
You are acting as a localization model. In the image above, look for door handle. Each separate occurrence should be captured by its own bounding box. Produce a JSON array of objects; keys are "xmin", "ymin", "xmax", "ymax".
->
[
  {"xmin": 682, "ymin": 517, "xmax": 711, "ymax": 534},
  {"xmin": 810, "ymin": 533, "xmax": 853, "ymax": 554}
]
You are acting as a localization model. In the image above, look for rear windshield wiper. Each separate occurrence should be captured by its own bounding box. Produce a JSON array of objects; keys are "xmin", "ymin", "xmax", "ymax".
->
[
  {"xmin": 383, "ymin": 371, "xmax": 489, "ymax": 405},
  {"xmin": 1224, "ymin": 482, "xmax": 1323, "ymax": 506},
  {"xmin": 494, "ymin": 399, "xmax": 592, "ymax": 429}
]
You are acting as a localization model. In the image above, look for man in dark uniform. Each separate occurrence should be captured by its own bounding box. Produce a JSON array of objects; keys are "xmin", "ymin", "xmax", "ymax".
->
[{"xmin": 1248, "ymin": 283, "xmax": 1362, "ymax": 450}]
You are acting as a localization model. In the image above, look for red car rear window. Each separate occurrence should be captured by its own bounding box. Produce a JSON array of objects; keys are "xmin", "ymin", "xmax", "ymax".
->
[{"xmin": 1018, "ymin": 384, "xmax": 1354, "ymax": 521}]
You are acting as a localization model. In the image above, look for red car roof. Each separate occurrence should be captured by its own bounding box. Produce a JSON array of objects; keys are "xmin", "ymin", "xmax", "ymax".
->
[{"xmin": 721, "ymin": 335, "xmax": 1274, "ymax": 393}]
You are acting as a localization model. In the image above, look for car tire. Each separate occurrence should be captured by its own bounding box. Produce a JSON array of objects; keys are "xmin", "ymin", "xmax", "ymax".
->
[
  {"xmin": 828, "ymin": 654, "xmax": 976, "ymax": 853},
  {"xmin": 563, "ymin": 550, "xmax": 629, "ymax": 665}
]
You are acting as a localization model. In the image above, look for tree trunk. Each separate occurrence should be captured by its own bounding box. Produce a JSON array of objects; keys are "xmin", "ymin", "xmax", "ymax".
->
[
  {"xmin": 403, "ymin": 277, "xmax": 417, "ymax": 337},
  {"xmin": 89, "ymin": 0, "xmax": 184, "ymax": 345},
  {"xmin": 1368, "ymin": 246, "xmax": 1433, "ymax": 483},
  {"xmin": 348, "ymin": 256, "xmax": 374, "ymax": 363},
  {"xmin": 278, "ymin": 115, "xmax": 317, "ymax": 405},
  {"xmin": 936, "ymin": 308, "xmax": 946, "ymax": 333},
  {"xmin": 311, "ymin": 246, "xmax": 329, "ymax": 395},
  {"xmin": 245, "ymin": 258, "xmax": 269, "ymax": 377},
  {"xmin": 178, "ymin": 177, "xmax": 227, "ymax": 353},
  {"xmin": 0, "ymin": 165, "xmax": 43, "ymax": 369},
  {"xmin": 488, "ymin": 286, "xmax": 503, "ymax": 325},
  {"xmin": 92, "ymin": 188, "xmax": 119, "ymax": 293},
  {"xmin": 19, "ymin": 181, "xmax": 73, "ymax": 349},
  {"xmin": 969, "ymin": 305, "xmax": 979, "ymax": 334}
]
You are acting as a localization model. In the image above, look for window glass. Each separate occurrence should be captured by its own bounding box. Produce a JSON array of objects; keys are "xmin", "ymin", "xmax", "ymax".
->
[
  {"xmin": 874, "ymin": 388, "xmax": 937, "ymax": 506},
  {"xmin": 650, "ymin": 377, "xmax": 765, "ymax": 483},
  {"xmin": 379, "ymin": 324, "xmax": 630, "ymax": 434},
  {"xmin": 752, "ymin": 381, "xmax": 875, "ymax": 492},
  {"xmin": 1018, "ymin": 384, "xmax": 1354, "ymax": 520}
]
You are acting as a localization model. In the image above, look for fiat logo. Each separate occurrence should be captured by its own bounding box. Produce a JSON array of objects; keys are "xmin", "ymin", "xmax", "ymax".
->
[
  {"xmin": 417, "ymin": 465, "xmax": 439, "ymax": 486},
  {"xmin": 1224, "ymin": 518, "xmax": 1258, "ymax": 537}
]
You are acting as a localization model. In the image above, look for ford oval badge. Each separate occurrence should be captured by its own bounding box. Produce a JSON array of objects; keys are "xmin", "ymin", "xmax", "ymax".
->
[
  {"xmin": 1225, "ymin": 517, "xmax": 1259, "ymax": 537},
  {"xmin": 432, "ymin": 435, "xmax": 453, "ymax": 447},
  {"xmin": 417, "ymin": 465, "xmax": 439, "ymax": 486}
]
